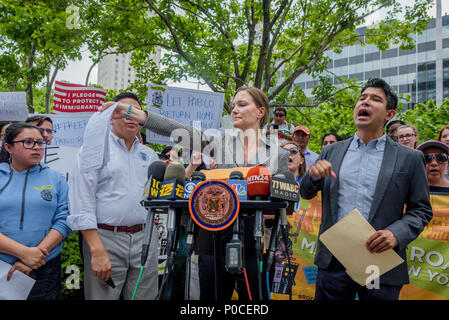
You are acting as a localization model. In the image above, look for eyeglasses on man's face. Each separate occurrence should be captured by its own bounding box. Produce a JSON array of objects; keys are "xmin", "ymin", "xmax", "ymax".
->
[
  {"xmin": 274, "ymin": 113, "xmax": 285, "ymax": 117},
  {"xmin": 40, "ymin": 128, "xmax": 56, "ymax": 135},
  {"xmin": 424, "ymin": 153, "xmax": 448, "ymax": 164},
  {"xmin": 10, "ymin": 139, "xmax": 46, "ymax": 149},
  {"xmin": 397, "ymin": 133, "xmax": 416, "ymax": 140}
]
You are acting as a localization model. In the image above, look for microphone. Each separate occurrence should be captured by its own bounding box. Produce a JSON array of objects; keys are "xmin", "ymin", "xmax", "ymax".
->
[
  {"xmin": 141, "ymin": 161, "xmax": 167, "ymax": 267},
  {"xmin": 142, "ymin": 161, "xmax": 167, "ymax": 201},
  {"xmin": 159, "ymin": 163, "xmax": 185, "ymax": 199},
  {"xmin": 158, "ymin": 163, "xmax": 186, "ymax": 299},
  {"xmin": 247, "ymin": 166, "xmax": 271, "ymax": 239},
  {"xmin": 246, "ymin": 166, "xmax": 271, "ymax": 300},
  {"xmin": 225, "ymin": 171, "xmax": 245, "ymax": 274},
  {"xmin": 226, "ymin": 170, "xmax": 247, "ymax": 200},
  {"xmin": 184, "ymin": 171, "xmax": 205, "ymax": 299},
  {"xmin": 184, "ymin": 171, "xmax": 206, "ymax": 199}
]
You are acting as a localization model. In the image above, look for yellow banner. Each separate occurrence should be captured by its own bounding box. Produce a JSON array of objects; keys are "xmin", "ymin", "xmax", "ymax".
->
[{"xmin": 271, "ymin": 192, "xmax": 449, "ymax": 300}]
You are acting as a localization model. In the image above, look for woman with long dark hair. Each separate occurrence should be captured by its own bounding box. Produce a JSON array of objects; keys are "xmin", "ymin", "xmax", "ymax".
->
[{"xmin": 0, "ymin": 123, "xmax": 71, "ymax": 300}]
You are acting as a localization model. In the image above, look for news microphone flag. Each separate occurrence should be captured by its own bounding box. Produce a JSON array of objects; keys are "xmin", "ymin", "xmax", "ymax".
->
[
  {"xmin": 142, "ymin": 161, "xmax": 167, "ymax": 201},
  {"xmin": 184, "ymin": 171, "xmax": 206, "ymax": 199},
  {"xmin": 160, "ymin": 163, "xmax": 185, "ymax": 199},
  {"xmin": 226, "ymin": 171, "xmax": 247, "ymax": 200},
  {"xmin": 270, "ymin": 171, "xmax": 300, "ymax": 202}
]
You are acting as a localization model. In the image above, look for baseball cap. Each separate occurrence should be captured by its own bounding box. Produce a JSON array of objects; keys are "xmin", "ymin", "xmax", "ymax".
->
[
  {"xmin": 417, "ymin": 140, "xmax": 449, "ymax": 155},
  {"xmin": 294, "ymin": 125, "xmax": 310, "ymax": 135}
]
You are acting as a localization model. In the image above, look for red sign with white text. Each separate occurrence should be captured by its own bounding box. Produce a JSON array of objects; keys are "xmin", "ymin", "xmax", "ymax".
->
[{"xmin": 53, "ymin": 81, "xmax": 106, "ymax": 113}]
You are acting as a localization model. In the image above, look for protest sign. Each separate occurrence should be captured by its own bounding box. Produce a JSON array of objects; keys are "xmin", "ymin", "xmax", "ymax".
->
[
  {"xmin": 271, "ymin": 192, "xmax": 449, "ymax": 300},
  {"xmin": 146, "ymin": 85, "xmax": 224, "ymax": 145},
  {"xmin": 34, "ymin": 113, "xmax": 92, "ymax": 179},
  {"xmin": 53, "ymin": 81, "xmax": 106, "ymax": 113},
  {"xmin": 0, "ymin": 92, "xmax": 27, "ymax": 121}
]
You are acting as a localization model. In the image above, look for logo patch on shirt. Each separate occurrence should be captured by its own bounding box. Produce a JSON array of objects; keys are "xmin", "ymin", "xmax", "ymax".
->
[
  {"xmin": 34, "ymin": 185, "xmax": 53, "ymax": 190},
  {"xmin": 138, "ymin": 152, "xmax": 149, "ymax": 161},
  {"xmin": 40, "ymin": 189, "xmax": 53, "ymax": 202}
]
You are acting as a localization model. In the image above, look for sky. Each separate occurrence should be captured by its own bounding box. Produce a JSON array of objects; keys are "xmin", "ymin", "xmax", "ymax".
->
[{"xmin": 55, "ymin": 0, "xmax": 449, "ymax": 91}]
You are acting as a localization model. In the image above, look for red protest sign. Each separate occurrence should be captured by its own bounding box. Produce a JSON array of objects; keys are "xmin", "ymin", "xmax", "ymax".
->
[{"xmin": 53, "ymin": 81, "xmax": 106, "ymax": 113}]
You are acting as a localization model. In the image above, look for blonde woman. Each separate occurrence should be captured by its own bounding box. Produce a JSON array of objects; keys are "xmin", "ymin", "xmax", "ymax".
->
[{"xmin": 397, "ymin": 124, "xmax": 419, "ymax": 149}]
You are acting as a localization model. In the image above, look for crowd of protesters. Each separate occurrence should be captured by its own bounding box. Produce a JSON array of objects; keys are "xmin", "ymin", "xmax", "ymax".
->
[{"xmin": 0, "ymin": 77, "xmax": 448, "ymax": 301}]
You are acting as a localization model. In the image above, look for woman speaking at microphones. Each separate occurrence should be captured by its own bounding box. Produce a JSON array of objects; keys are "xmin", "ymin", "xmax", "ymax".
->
[{"xmin": 99, "ymin": 86, "xmax": 289, "ymax": 300}]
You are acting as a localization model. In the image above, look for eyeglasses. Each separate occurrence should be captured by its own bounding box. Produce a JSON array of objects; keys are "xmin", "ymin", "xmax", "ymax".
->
[
  {"xmin": 274, "ymin": 113, "xmax": 285, "ymax": 117},
  {"xmin": 397, "ymin": 133, "xmax": 416, "ymax": 140},
  {"xmin": 424, "ymin": 153, "xmax": 448, "ymax": 164},
  {"xmin": 40, "ymin": 128, "xmax": 56, "ymax": 135},
  {"xmin": 284, "ymin": 147, "xmax": 299, "ymax": 155},
  {"xmin": 9, "ymin": 139, "xmax": 46, "ymax": 149}
]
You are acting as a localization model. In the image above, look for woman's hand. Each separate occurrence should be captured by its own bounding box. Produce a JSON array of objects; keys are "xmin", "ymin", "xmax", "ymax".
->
[
  {"xmin": 18, "ymin": 247, "xmax": 48, "ymax": 270},
  {"xmin": 7, "ymin": 261, "xmax": 33, "ymax": 281}
]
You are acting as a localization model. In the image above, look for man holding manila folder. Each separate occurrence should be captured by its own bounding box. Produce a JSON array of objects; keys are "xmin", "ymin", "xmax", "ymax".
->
[{"xmin": 300, "ymin": 78, "xmax": 433, "ymax": 300}]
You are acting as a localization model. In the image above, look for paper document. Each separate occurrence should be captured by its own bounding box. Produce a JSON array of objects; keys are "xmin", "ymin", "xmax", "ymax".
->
[
  {"xmin": 80, "ymin": 103, "xmax": 117, "ymax": 172},
  {"xmin": 0, "ymin": 260, "xmax": 36, "ymax": 300},
  {"xmin": 319, "ymin": 209, "xmax": 404, "ymax": 286}
]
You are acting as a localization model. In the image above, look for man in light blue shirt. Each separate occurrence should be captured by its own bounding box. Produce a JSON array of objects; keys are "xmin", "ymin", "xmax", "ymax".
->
[
  {"xmin": 292, "ymin": 125, "xmax": 319, "ymax": 168},
  {"xmin": 68, "ymin": 92, "xmax": 160, "ymax": 300},
  {"xmin": 300, "ymin": 78, "xmax": 432, "ymax": 300},
  {"xmin": 337, "ymin": 134, "xmax": 385, "ymax": 222}
]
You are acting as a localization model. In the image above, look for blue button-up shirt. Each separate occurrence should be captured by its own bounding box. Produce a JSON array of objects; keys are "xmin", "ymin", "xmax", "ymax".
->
[{"xmin": 337, "ymin": 133, "xmax": 386, "ymax": 221}]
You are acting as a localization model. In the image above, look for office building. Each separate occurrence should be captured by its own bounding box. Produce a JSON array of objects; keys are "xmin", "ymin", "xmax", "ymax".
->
[{"xmin": 295, "ymin": 1, "xmax": 449, "ymax": 108}]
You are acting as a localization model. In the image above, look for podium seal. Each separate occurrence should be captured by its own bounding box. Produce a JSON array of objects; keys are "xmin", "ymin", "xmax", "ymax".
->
[{"xmin": 189, "ymin": 180, "xmax": 240, "ymax": 231}]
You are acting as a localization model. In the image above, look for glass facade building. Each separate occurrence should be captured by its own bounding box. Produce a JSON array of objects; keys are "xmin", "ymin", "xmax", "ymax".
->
[{"xmin": 294, "ymin": 13, "xmax": 449, "ymax": 109}]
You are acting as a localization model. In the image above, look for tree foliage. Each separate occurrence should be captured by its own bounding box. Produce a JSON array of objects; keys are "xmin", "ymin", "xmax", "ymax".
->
[
  {"xmin": 80, "ymin": 0, "xmax": 433, "ymax": 112},
  {"xmin": 0, "ymin": 0, "xmax": 86, "ymax": 112},
  {"xmin": 286, "ymin": 94, "xmax": 449, "ymax": 154}
]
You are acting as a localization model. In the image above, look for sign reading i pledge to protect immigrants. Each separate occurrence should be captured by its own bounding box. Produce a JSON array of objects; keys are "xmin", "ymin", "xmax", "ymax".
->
[
  {"xmin": 53, "ymin": 81, "xmax": 106, "ymax": 113},
  {"xmin": 319, "ymin": 209, "xmax": 404, "ymax": 286}
]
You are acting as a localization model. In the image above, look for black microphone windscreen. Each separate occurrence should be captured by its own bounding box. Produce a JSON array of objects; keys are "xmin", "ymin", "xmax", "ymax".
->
[
  {"xmin": 164, "ymin": 163, "xmax": 186, "ymax": 183},
  {"xmin": 284, "ymin": 171, "xmax": 296, "ymax": 183},
  {"xmin": 147, "ymin": 161, "xmax": 167, "ymax": 181},
  {"xmin": 191, "ymin": 171, "xmax": 206, "ymax": 181},
  {"xmin": 229, "ymin": 171, "xmax": 244, "ymax": 180}
]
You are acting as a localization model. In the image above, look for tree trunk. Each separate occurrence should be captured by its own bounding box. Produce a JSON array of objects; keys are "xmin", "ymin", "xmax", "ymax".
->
[
  {"xmin": 26, "ymin": 43, "xmax": 36, "ymax": 114},
  {"xmin": 45, "ymin": 56, "xmax": 62, "ymax": 113},
  {"xmin": 85, "ymin": 60, "xmax": 99, "ymax": 85}
]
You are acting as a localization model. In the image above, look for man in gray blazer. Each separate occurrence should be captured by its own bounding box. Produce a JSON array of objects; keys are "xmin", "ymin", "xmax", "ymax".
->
[{"xmin": 300, "ymin": 78, "xmax": 433, "ymax": 300}]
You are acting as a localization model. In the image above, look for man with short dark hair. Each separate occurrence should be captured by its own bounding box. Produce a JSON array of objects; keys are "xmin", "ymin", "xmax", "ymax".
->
[
  {"xmin": 292, "ymin": 125, "xmax": 319, "ymax": 168},
  {"xmin": 264, "ymin": 107, "xmax": 295, "ymax": 141},
  {"xmin": 300, "ymin": 78, "xmax": 433, "ymax": 300},
  {"xmin": 26, "ymin": 115, "xmax": 55, "ymax": 145},
  {"xmin": 68, "ymin": 92, "xmax": 160, "ymax": 300},
  {"xmin": 385, "ymin": 119, "xmax": 406, "ymax": 142}
]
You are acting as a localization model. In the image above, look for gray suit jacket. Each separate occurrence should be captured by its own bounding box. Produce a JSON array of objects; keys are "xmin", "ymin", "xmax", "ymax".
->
[
  {"xmin": 300, "ymin": 136, "xmax": 433, "ymax": 286},
  {"xmin": 143, "ymin": 111, "xmax": 290, "ymax": 175}
]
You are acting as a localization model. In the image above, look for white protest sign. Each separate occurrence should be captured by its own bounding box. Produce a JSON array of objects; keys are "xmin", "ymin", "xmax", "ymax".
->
[
  {"xmin": 146, "ymin": 85, "xmax": 224, "ymax": 145},
  {"xmin": 35, "ymin": 114, "xmax": 92, "ymax": 179},
  {"xmin": 49, "ymin": 113, "xmax": 92, "ymax": 148},
  {"xmin": 0, "ymin": 92, "xmax": 28, "ymax": 121}
]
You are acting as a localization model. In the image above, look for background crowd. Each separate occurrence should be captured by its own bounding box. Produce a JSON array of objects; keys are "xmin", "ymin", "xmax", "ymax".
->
[{"xmin": 0, "ymin": 78, "xmax": 448, "ymax": 301}]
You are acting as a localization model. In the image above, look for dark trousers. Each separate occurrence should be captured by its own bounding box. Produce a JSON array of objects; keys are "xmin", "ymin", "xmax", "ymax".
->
[
  {"xmin": 27, "ymin": 254, "xmax": 62, "ymax": 300},
  {"xmin": 315, "ymin": 257, "xmax": 402, "ymax": 300},
  {"xmin": 198, "ymin": 254, "xmax": 261, "ymax": 301}
]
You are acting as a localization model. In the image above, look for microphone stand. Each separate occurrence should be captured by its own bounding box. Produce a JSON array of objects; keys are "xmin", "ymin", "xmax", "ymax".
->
[
  {"xmin": 156, "ymin": 206, "xmax": 178, "ymax": 300},
  {"xmin": 253, "ymin": 196, "xmax": 264, "ymax": 300},
  {"xmin": 184, "ymin": 218, "xmax": 195, "ymax": 300}
]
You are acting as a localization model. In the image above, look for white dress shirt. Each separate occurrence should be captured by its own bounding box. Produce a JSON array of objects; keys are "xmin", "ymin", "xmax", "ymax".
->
[{"xmin": 67, "ymin": 132, "xmax": 159, "ymax": 230}]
